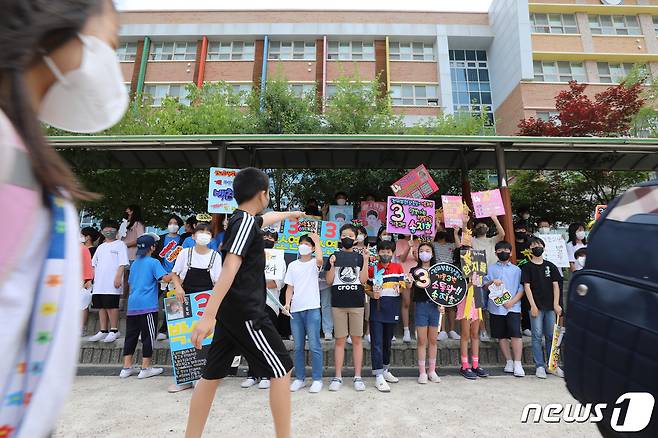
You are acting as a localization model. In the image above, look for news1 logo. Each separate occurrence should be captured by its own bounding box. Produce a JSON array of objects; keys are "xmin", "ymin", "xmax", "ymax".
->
[{"xmin": 521, "ymin": 393, "xmax": 655, "ymax": 432}]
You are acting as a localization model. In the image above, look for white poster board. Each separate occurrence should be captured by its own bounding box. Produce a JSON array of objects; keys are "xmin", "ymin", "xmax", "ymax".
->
[
  {"xmin": 537, "ymin": 234, "xmax": 570, "ymax": 268},
  {"xmin": 265, "ymin": 249, "xmax": 286, "ymax": 281}
]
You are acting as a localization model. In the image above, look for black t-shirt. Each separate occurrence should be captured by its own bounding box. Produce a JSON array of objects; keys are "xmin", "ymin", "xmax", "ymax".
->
[
  {"xmin": 325, "ymin": 250, "xmax": 365, "ymax": 308},
  {"xmin": 219, "ymin": 210, "xmax": 266, "ymax": 321},
  {"xmin": 521, "ymin": 260, "xmax": 561, "ymax": 311},
  {"xmin": 515, "ymin": 239, "xmax": 530, "ymax": 261},
  {"xmin": 410, "ymin": 266, "xmax": 430, "ymax": 302}
]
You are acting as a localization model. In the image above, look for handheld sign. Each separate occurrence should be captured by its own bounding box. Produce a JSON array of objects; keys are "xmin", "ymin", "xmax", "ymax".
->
[
  {"xmin": 166, "ymin": 291, "xmax": 214, "ymax": 385},
  {"xmin": 360, "ymin": 201, "xmax": 387, "ymax": 239},
  {"xmin": 414, "ymin": 263, "xmax": 467, "ymax": 307},
  {"xmin": 441, "ymin": 195, "xmax": 464, "ymax": 229},
  {"xmin": 386, "ymin": 196, "xmax": 435, "ymax": 237},
  {"xmin": 264, "ymin": 249, "xmax": 286, "ymax": 281},
  {"xmin": 390, "ymin": 164, "xmax": 439, "ymax": 199},
  {"xmin": 460, "ymin": 249, "xmax": 488, "ymax": 285},
  {"xmin": 471, "ymin": 189, "xmax": 505, "ymax": 219},
  {"xmin": 328, "ymin": 205, "xmax": 354, "ymax": 225},
  {"xmin": 208, "ymin": 167, "xmax": 239, "ymax": 214},
  {"xmin": 536, "ymin": 234, "xmax": 570, "ymax": 268},
  {"xmin": 274, "ymin": 219, "xmax": 339, "ymax": 257},
  {"xmin": 488, "ymin": 283, "xmax": 512, "ymax": 306}
]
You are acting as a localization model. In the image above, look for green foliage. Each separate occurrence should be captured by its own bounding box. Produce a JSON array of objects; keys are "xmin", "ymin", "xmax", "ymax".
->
[{"xmin": 407, "ymin": 111, "xmax": 494, "ymax": 136}]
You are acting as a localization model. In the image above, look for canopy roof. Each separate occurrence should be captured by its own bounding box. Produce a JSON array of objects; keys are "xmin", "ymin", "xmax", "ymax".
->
[{"xmin": 50, "ymin": 134, "xmax": 658, "ymax": 171}]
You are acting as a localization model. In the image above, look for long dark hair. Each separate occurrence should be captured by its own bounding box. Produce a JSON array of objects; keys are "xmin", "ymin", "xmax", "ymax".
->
[
  {"xmin": 127, "ymin": 204, "xmax": 143, "ymax": 229},
  {"xmin": 0, "ymin": 0, "xmax": 108, "ymax": 200},
  {"xmin": 567, "ymin": 222, "xmax": 587, "ymax": 245},
  {"xmin": 415, "ymin": 242, "xmax": 436, "ymax": 269}
]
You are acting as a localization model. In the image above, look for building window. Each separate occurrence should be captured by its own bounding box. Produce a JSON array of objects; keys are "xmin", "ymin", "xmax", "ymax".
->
[
  {"xmin": 389, "ymin": 42, "xmax": 435, "ymax": 61},
  {"xmin": 143, "ymin": 84, "xmax": 191, "ymax": 106},
  {"xmin": 530, "ymin": 13, "xmax": 578, "ymax": 34},
  {"xmin": 390, "ymin": 84, "xmax": 439, "ymax": 106},
  {"xmin": 325, "ymin": 83, "xmax": 373, "ymax": 102},
  {"xmin": 289, "ymin": 83, "xmax": 316, "ymax": 97},
  {"xmin": 654, "ymin": 16, "xmax": 658, "ymax": 33},
  {"xmin": 206, "ymin": 41, "xmax": 255, "ymax": 61},
  {"xmin": 533, "ymin": 61, "xmax": 586, "ymax": 82},
  {"xmin": 449, "ymin": 49, "xmax": 493, "ymax": 124},
  {"xmin": 149, "ymin": 41, "xmax": 197, "ymax": 61},
  {"xmin": 589, "ymin": 15, "xmax": 641, "ymax": 35},
  {"xmin": 597, "ymin": 62, "xmax": 640, "ymax": 83},
  {"xmin": 327, "ymin": 41, "xmax": 375, "ymax": 61},
  {"xmin": 116, "ymin": 42, "xmax": 138, "ymax": 61},
  {"xmin": 269, "ymin": 41, "xmax": 316, "ymax": 60},
  {"xmin": 536, "ymin": 111, "xmax": 561, "ymax": 123}
]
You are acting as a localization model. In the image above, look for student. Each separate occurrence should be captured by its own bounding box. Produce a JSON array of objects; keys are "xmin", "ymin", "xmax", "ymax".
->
[
  {"xmin": 433, "ymin": 228, "xmax": 460, "ymax": 341},
  {"xmin": 81, "ymin": 226, "xmax": 101, "ymax": 257},
  {"xmin": 122, "ymin": 204, "xmax": 145, "ymax": 263},
  {"xmin": 514, "ymin": 222, "xmax": 530, "ymax": 262},
  {"xmin": 484, "ymin": 241, "xmax": 525, "ymax": 377},
  {"xmin": 284, "ymin": 234, "xmax": 324, "ymax": 393},
  {"xmin": 183, "ymin": 215, "xmax": 198, "ymax": 240},
  {"xmin": 522, "ymin": 237, "xmax": 563, "ymax": 379},
  {"xmin": 322, "ymin": 192, "xmax": 348, "ymax": 219},
  {"xmin": 88, "ymin": 219, "xmax": 129, "ymax": 343},
  {"xmin": 326, "ymin": 224, "xmax": 369, "ymax": 392},
  {"xmin": 154, "ymin": 214, "xmax": 184, "ymax": 340},
  {"xmin": 182, "ymin": 216, "xmax": 221, "ymax": 252},
  {"xmin": 366, "ymin": 240, "xmax": 406, "ymax": 392},
  {"xmin": 395, "ymin": 234, "xmax": 418, "ymax": 343},
  {"xmin": 536, "ymin": 218, "xmax": 552, "ymax": 236},
  {"xmin": 354, "ymin": 226, "xmax": 373, "ymax": 343},
  {"xmin": 566, "ymin": 222, "xmax": 587, "ymax": 273},
  {"xmin": 186, "ymin": 168, "xmax": 302, "ymax": 438},
  {"xmin": 409, "ymin": 243, "xmax": 443, "ymax": 384},
  {"xmin": 305, "ymin": 198, "xmax": 322, "ymax": 217},
  {"xmin": 169, "ymin": 223, "xmax": 223, "ymax": 393},
  {"xmin": 120, "ymin": 234, "xmax": 173, "ymax": 379},
  {"xmin": 574, "ymin": 247, "xmax": 587, "ymax": 271},
  {"xmin": 80, "ymin": 235, "xmax": 94, "ymax": 335}
]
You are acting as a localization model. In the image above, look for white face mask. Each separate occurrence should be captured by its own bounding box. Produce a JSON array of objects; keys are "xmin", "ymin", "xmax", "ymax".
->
[
  {"xmin": 357, "ymin": 234, "xmax": 366, "ymax": 243},
  {"xmin": 419, "ymin": 252, "xmax": 432, "ymax": 262},
  {"xmin": 381, "ymin": 235, "xmax": 392, "ymax": 242},
  {"xmin": 39, "ymin": 34, "xmax": 129, "ymax": 133},
  {"xmin": 522, "ymin": 214, "xmax": 530, "ymax": 220},
  {"xmin": 538, "ymin": 227, "xmax": 550, "ymax": 234},
  {"xmin": 298, "ymin": 244, "xmax": 313, "ymax": 256},
  {"xmin": 577, "ymin": 256, "xmax": 586, "ymax": 266},
  {"xmin": 168, "ymin": 224, "xmax": 180, "ymax": 234},
  {"xmin": 336, "ymin": 199, "xmax": 347, "ymax": 206},
  {"xmin": 576, "ymin": 231, "xmax": 586, "ymax": 240},
  {"xmin": 79, "ymin": 236, "xmax": 86, "ymax": 244},
  {"xmin": 196, "ymin": 233, "xmax": 212, "ymax": 246}
]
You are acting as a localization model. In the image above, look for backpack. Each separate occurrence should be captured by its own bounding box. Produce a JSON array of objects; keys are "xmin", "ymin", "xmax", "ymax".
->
[{"xmin": 565, "ymin": 179, "xmax": 658, "ymax": 437}]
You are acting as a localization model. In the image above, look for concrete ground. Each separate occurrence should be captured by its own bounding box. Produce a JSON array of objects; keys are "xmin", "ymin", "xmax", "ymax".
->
[{"xmin": 55, "ymin": 372, "xmax": 600, "ymax": 438}]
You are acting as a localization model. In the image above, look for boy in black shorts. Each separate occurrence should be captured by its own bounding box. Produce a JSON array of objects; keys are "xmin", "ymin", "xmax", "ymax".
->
[{"xmin": 186, "ymin": 168, "xmax": 302, "ymax": 438}]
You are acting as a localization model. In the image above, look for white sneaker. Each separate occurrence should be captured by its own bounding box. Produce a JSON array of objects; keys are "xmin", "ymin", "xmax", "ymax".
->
[
  {"xmin": 428, "ymin": 372, "xmax": 441, "ymax": 383},
  {"xmin": 241, "ymin": 377, "xmax": 258, "ymax": 388},
  {"xmin": 418, "ymin": 373, "xmax": 428, "ymax": 384},
  {"xmin": 119, "ymin": 367, "xmax": 139, "ymax": 379},
  {"xmin": 137, "ymin": 367, "xmax": 163, "ymax": 379},
  {"xmin": 364, "ymin": 334, "xmax": 371, "ymax": 343},
  {"xmin": 346, "ymin": 336, "xmax": 352, "ymax": 345},
  {"xmin": 88, "ymin": 331, "xmax": 108, "ymax": 342},
  {"xmin": 258, "ymin": 378, "xmax": 271, "ymax": 389},
  {"xmin": 536, "ymin": 367, "xmax": 547, "ymax": 379},
  {"xmin": 550, "ymin": 367, "xmax": 565, "ymax": 378},
  {"xmin": 156, "ymin": 333, "xmax": 168, "ymax": 341},
  {"xmin": 523, "ymin": 329, "xmax": 532, "ymax": 337},
  {"xmin": 102, "ymin": 331, "xmax": 120, "ymax": 343},
  {"xmin": 383, "ymin": 370, "xmax": 399, "ymax": 383},
  {"xmin": 290, "ymin": 379, "xmax": 306, "ymax": 392},
  {"xmin": 479, "ymin": 331, "xmax": 491, "ymax": 342},
  {"xmin": 353, "ymin": 377, "xmax": 366, "ymax": 392},
  {"xmin": 167, "ymin": 383, "xmax": 193, "ymax": 393},
  {"xmin": 324, "ymin": 333, "xmax": 333, "ymax": 341},
  {"xmin": 437, "ymin": 331, "xmax": 448, "ymax": 341},
  {"xmin": 328, "ymin": 378, "xmax": 343, "ymax": 392},
  {"xmin": 514, "ymin": 362, "xmax": 526, "ymax": 377},
  {"xmin": 309, "ymin": 380, "xmax": 323, "ymax": 393},
  {"xmin": 403, "ymin": 330, "xmax": 412, "ymax": 343},
  {"xmin": 375, "ymin": 376, "xmax": 390, "ymax": 392},
  {"xmin": 504, "ymin": 360, "xmax": 514, "ymax": 373},
  {"xmin": 448, "ymin": 330, "xmax": 461, "ymax": 340}
]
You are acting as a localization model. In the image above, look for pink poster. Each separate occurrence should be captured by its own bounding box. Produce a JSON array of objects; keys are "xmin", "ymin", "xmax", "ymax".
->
[
  {"xmin": 471, "ymin": 189, "xmax": 506, "ymax": 218},
  {"xmin": 441, "ymin": 195, "xmax": 463, "ymax": 229},
  {"xmin": 386, "ymin": 196, "xmax": 435, "ymax": 237},
  {"xmin": 360, "ymin": 201, "xmax": 387, "ymax": 238},
  {"xmin": 390, "ymin": 164, "xmax": 438, "ymax": 199}
]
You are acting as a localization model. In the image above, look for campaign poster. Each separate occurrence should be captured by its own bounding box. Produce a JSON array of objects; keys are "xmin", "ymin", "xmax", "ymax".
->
[
  {"xmin": 207, "ymin": 167, "xmax": 239, "ymax": 214},
  {"xmin": 537, "ymin": 233, "xmax": 570, "ymax": 268},
  {"xmin": 415, "ymin": 263, "xmax": 467, "ymax": 307},
  {"xmin": 386, "ymin": 196, "xmax": 435, "ymax": 237},
  {"xmin": 328, "ymin": 205, "xmax": 354, "ymax": 226},
  {"xmin": 471, "ymin": 189, "xmax": 506, "ymax": 219},
  {"xmin": 274, "ymin": 219, "xmax": 339, "ymax": 257},
  {"xmin": 460, "ymin": 249, "xmax": 488, "ymax": 284},
  {"xmin": 166, "ymin": 292, "xmax": 215, "ymax": 385},
  {"xmin": 265, "ymin": 249, "xmax": 286, "ymax": 281},
  {"xmin": 441, "ymin": 195, "xmax": 464, "ymax": 229},
  {"xmin": 390, "ymin": 164, "xmax": 439, "ymax": 199},
  {"xmin": 359, "ymin": 201, "xmax": 387, "ymax": 238}
]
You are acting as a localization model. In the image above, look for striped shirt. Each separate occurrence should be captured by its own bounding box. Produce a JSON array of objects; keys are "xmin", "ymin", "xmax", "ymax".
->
[{"xmin": 367, "ymin": 262, "xmax": 406, "ymax": 323}]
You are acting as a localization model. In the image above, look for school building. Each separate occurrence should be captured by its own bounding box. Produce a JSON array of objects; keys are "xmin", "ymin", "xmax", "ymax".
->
[{"xmin": 117, "ymin": 0, "xmax": 658, "ymax": 135}]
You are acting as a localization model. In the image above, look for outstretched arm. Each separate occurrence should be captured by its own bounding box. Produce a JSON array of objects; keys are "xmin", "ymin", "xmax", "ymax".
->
[{"xmin": 262, "ymin": 211, "xmax": 304, "ymax": 228}]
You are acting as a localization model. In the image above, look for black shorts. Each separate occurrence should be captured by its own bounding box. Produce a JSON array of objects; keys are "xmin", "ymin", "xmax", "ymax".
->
[
  {"xmin": 490, "ymin": 312, "xmax": 522, "ymax": 339},
  {"xmin": 92, "ymin": 294, "xmax": 120, "ymax": 309},
  {"xmin": 202, "ymin": 312, "xmax": 293, "ymax": 380}
]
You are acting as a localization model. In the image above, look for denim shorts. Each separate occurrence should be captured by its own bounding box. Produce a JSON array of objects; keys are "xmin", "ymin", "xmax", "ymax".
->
[{"xmin": 415, "ymin": 301, "xmax": 440, "ymax": 327}]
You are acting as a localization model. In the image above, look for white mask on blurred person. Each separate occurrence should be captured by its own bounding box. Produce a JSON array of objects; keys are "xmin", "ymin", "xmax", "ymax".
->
[
  {"xmin": 298, "ymin": 244, "xmax": 313, "ymax": 256},
  {"xmin": 336, "ymin": 199, "xmax": 347, "ymax": 206},
  {"xmin": 79, "ymin": 236, "xmax": 86, "ymax": 244},
  {"xmin": 577, "ymin": 256, "xmax": 586, "ymax": 266},
  {"xmin": 168, "ymin": 224, "xmax": 180, "ymax": 234},
  {"xmin": 39, "ymin": 34, "xmax": 129, "ymax": 133},
  {"xmin": 196, "ymin": 233, "xmax": 212, "ymax": 246},
  {"xmin": 538, "ymin": 227, "xmax": 550, "ymax": 234},
  {"xmin": 576, "ymin": 231, "xmax": 586, "ymax": 240},
  {"xmin": 357, "ymin": 234, "xmax": 366, "ymax": 243}
]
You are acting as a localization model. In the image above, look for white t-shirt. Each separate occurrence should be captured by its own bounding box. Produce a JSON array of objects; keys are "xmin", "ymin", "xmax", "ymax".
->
[
  {"xmin": 284, "ymin": 259, "xmax": 321, "ymax": 313},
  {"xmin": 566, "ymin": 242, "xmax": 587, "ymax": 268},
  {"xmin": 91, "ymin": 240, "xmax": 129, "ymax": 295},
  {"xmin": 472, "ymin": 236, "xmax": 499, "ymax": 268},
  {"xmin": 172, "ymin": 247, "xmax": 222, "ymax": 284}
]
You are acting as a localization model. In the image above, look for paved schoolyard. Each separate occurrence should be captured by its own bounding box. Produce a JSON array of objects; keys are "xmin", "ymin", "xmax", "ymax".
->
[{"xmin": 54, "ymin": 373, "xmax": 600, "ymax": 437}]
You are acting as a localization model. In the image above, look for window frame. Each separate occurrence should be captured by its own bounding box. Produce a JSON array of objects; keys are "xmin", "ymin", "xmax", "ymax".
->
[
  {"xmin": 449, "ymin": 49, "xmax": 494, "ymax": 125},
  {"xmin": 206, "ymin": 41, "xmax": 255, "ymax": 61},
  {"xmin": 142, "ymin": 83, "xmax": 191, "ymax": 106},
  {"xmin": 596, "ymin": 62, "xmax": 643, "ymax": 83},
  {"xmin": 149, "ymin": 41, "xmax": 197, "ymax": 61},
  {"xmin": 530, "ymin": 13, "xmax": 579, "ymax": 34},
  {"xmin": 389, "ymin": 41, "xmax": 436, "ymax": 61},
  {"xmin": 589, "ymin": 14, "xmax": 641, "ymax": 36},
  {"xmin": 390, "ymin": 83, "xmax": 439, "ymax": 106},
  {"xmin": 533, "ymin": 60, "xmax": 586, "ymax": 83},
  {"xmin": 116, "ymin": 42, "xmax": 138, "ymax": 62},
  {"xmin": 268, "ymin": 41, "xmax": 316, "ymax": 61},
  {"xmin": 327, "ymin": 41, "xmax": 375, "ymax": 61}
]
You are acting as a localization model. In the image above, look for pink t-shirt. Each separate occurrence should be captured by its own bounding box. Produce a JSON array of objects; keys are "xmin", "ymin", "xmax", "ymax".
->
[
  {"xmin": 395, "ymin": 238, "xmax": 419, "ymax": 274},
  {"xmin": 123, "ymin": 221, "xmax": 145, "ymax": 261}
]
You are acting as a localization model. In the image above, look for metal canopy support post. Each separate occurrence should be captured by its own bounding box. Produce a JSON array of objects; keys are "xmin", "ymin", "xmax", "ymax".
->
[
  {"xmin": 217, "ymin": 142, "xmax": 227, "ymax": 167},
  {"xmin": 460, "ymin": 149, "xmax": 474, "ymax": 227},
  {"xmin": 495, "ymin": 142, "xmax": 516, "ymax": 262}
]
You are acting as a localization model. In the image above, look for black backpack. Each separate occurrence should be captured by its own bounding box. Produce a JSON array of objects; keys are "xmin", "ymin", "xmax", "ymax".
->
[{"xmin": 565, "ymin": 179, "xmax": 658, "ymax": 437}]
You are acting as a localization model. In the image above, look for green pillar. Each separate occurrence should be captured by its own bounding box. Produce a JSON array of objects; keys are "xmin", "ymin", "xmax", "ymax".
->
[{"xmin": 133, "ymin": 36, "xmax": 150, "ymax": 111}]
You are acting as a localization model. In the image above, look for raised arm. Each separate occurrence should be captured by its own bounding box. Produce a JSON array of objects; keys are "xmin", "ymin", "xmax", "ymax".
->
[
  {"xmin": 262, "ymin": 211, "xmax": 304, "ymax": 228},
  {"xmin": 309, "ymin": 233, "xmax": 324, "ymax": 268},
  {"xmin": 492, "ymin": 216, "xmax": 505, "ymax": 243}
]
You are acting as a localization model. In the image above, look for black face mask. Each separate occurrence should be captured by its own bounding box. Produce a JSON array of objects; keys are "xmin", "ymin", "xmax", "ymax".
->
[
  {"xmin": 531, "ymin": 247, "xmax": 544, "ymax": 257},
  {"xmin": 514, "ymin": 231, "xmax": 527, "ymax": 240},
  {"xmin": 379, "ymin": 255, "xmax": 392, "ymax": 264},
  {"xmin": 497, "ymin": 252, "xmax": 511, "ymax": 262},
  {"xmin": 341, "ymin": 237, "xmax": 355, "ymax": 249},
  {"xmin": 263, "ymin": 240, "xmax": 275, "ymax": 249}
]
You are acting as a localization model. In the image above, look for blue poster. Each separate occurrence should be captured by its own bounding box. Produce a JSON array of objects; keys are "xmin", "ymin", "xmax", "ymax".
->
[
  {"xmin": 328, "ymin": 205, "xmax": 354, "ymax": 225},
  {"xmin": 274, "ymin": 219, "xmax": 340, "ymax": 257},
  {"xmin": 208, "ymin": 167, "xmax": 239, "ymax": 214}
]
